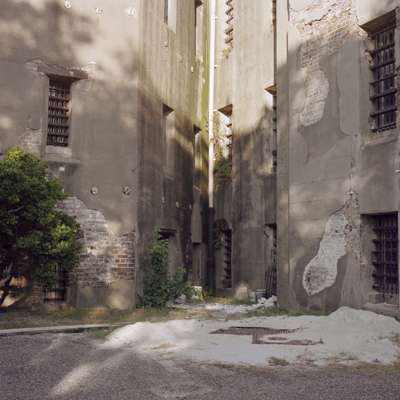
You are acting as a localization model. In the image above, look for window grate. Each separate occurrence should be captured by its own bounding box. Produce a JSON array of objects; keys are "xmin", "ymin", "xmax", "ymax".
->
[
  {"xmin": 224, "ymin": 0, "xmax": 234, "ymax": 48},
  {"xmin": 370, "ymin": 26, "xmax": 397, "ymax": 132},
  {"xmin": 222, "ymin": 229, "xmax": 232, "ymax": 289},
  {"xmin": 44, "ymin": 265, "xmax": 68, "ymax": 302},
  {"xmin": 371, "ymin": 214, "xmax": 398, "ymax": 301},
  {"xmin": 47, "ymin": 79, "xmax": 71, "ymax": 147}
]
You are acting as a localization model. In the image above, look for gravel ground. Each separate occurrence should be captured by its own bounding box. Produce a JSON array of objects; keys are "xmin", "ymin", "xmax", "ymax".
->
[{"xmin": 1, "ymin": 333, "xmax": 400, "ymax": 400}]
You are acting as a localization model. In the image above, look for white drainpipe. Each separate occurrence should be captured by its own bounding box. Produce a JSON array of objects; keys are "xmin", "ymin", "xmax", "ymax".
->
[{"xmin": 208, "ymin": 0, "xmax": 216, "ymax": 209}]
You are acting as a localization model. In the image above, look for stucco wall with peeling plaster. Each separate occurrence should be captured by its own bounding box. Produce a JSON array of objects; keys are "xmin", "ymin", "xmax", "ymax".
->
[{"xmin": 277, "ymin": 0, "xmax": 400, "ymax": 311}]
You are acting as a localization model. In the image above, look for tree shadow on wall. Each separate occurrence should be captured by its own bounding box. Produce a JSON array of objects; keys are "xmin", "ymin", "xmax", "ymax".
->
[{"xmin": 0, "ymin": 0, "xmax": 95, "ymax": 151}]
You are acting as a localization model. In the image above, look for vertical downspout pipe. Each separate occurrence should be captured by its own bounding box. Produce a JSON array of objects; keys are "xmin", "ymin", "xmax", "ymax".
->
[{"xmin": 207, "ymin": 0, "xmax": 216, "ymax": 293}]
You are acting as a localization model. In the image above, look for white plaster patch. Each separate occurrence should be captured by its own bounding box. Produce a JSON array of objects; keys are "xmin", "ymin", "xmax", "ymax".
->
[
  {"xmin": 300, "ymin": 67, "xmax": 329, "ymax": 126},
  {"xmin": 290, "ymin": 0, "xmax": 329, "ymax": 24},
  {"xmin": 290, "ymin": 0, "xmax": 351, "ymax": 24},
  {"xmin": 290, "ymin": 0, "xmax": 363, "ymax": 127},
  {"xmin": 303, "ymin": 208, "xmax": 348, "ymax": 296}
]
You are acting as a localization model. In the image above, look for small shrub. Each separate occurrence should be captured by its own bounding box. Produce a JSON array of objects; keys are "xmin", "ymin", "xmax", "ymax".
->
[
  {"xmin": 142, "ymin": 237, "xmax": 170, "ymax": 308},
  {"xmin": 142, "ymin": 233, "xmax": 193, "ymax": 308}
]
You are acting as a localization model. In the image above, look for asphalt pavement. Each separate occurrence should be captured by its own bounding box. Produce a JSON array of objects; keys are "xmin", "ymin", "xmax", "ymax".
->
[{"xmin": 1, "ymin": 333, "xmax": 399, "ymax": 400}]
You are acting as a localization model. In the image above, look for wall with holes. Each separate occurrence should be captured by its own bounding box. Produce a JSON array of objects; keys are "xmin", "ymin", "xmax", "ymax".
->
[{"xmin": 0, "ymin": 0, "xmax": 204, "ymax": 308}]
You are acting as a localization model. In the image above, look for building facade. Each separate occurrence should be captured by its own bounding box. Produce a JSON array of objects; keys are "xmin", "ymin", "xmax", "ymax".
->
[
  {"xmin": 1, "ymin": 0, "xmax": 400, "ymax": 314},
  {"xmin": 213, "ymin": 0, "xmax": 400, "ymax": 314},
  {"xmin": 0, "ymin": 0, "xmax": 209, "ymax": 309},
  {"xmin": 277, "ymin": 0, "xmax": 400, "ymax": 314}
]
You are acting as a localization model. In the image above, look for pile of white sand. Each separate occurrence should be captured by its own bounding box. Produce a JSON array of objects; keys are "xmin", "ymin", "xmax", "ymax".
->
[{"xmin": 103, "ymin": 307, "xmax": 400, "ymax": 366}]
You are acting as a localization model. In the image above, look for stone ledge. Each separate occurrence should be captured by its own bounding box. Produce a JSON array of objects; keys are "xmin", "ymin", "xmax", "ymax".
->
[{"xmin": 44, "ymin": 155, "xmax": 81, "ymax": 165}]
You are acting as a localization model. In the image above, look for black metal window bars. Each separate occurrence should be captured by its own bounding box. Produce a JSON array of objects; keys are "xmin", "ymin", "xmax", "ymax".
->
[
  {"xmin": 371, "ymin": 214, "xmax": 399, "ymax": 300},
  {"xmin": 370, "ymin": 25, "xmax": 397, "ymax": 132},
  {"xmin": 43, "ymin": 265, "xmax": 68, "ymax": 302},
  {"xmin": 47, "ymin": 79, "xmax": 71, "ymax": 147}
]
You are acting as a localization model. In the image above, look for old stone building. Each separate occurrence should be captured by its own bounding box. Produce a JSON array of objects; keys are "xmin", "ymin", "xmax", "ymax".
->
[
  {"xmin": 1, "ymin": 0, "xmax": 400, "ymax": 315},
  {"xmin": 277, "ymin": 0, "xmax": 400, "ymax": 314},
  {"xmin": 0, "ymin": 0, "xmax": 209, "ymax": 309},
  {"xmin": 212, "ymin": 0, "xmax": 400, "ymax": 315}
]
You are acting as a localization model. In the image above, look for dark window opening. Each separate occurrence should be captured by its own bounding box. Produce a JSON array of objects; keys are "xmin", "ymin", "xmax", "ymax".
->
[
  {"xmin": 272, "ymin": 93, "xmax": 277, "ymax": 173},
  {"xmin": 195, "ymin": 0, "xmax": 204, "ymax": 58},
  {"xmin": 159, "ymin": 228, "xmax": 176, "ymax": 241},
  {"xmin": 44, "ymin": 265, "xmax": 68, "ymax": 302},
  {"xmin": 164, "ymin": 0, "xmax": 169, "ymax": 23},
  {"xmin": 47, "ymin": 78, "xmax": 72, "ymax": 147},
  {"xmin": 265, "ymin": 224, "xmax": 277, "ymax": 298},
  {"xmin": 371, "ymin": 213, "xmax": 398, "ymax": 301},
  {"xmin": 370, "ymin": 25, "xmax": 397, "ymax": 132},
  {"xmin": 193, "ymin": 125, "xmax": 201, "ymax": 188}
]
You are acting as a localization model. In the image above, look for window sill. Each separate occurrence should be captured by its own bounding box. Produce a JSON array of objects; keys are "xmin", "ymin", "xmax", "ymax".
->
[
  {"xmin": 45, "ymin": 146, "xmax": 80, "ymax": 165},
  {"xmin": 363, "ymin": 129, "xmax": 397, "ymax": 147}
]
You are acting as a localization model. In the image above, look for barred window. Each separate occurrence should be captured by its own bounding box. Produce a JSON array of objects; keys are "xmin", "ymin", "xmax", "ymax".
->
[
  {"xmin": 370, "ymin": 213, "xmax": 398, "ymax": 301},
  {"xmin": 47, "ymin": 79, "xmax": 71, "ymax": 147},
  {"xmin": 43, "ymin": 265, "xmax": 68, "ymax": 302},
  {"xmin": 370, "ymin": 25, "xmax": 397, "ymax": 132}
]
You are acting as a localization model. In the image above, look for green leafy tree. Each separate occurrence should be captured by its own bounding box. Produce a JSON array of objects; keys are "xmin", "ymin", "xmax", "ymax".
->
[{"xmin": 0, "ymin": 148, "xmax": 80, "ymax": 307}]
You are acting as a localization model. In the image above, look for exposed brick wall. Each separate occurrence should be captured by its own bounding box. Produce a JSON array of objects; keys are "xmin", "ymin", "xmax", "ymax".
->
[
  {"xmin": 59, "ymin": 197, "xmax": 135, "ymax": 288},
  {"xmin": 289, "ymin": 0, "xmax": 365, "ymax": 126}
]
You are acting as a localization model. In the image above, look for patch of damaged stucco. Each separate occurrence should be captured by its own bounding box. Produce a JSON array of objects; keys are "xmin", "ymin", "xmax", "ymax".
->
[
  {"xmin": 302, "ymin": 208, "xmax": 348, "ymax": 296},
  {"xmin": 59, "ymin": 197, "xmax": 135, "ymax": 288},
  {"xmin": 290, "ymin": 0, "xmax": 364, "ymax": 127},
  {"xmin": 300, "ymin": 67, "xmax": 329, "ymax": 126}
]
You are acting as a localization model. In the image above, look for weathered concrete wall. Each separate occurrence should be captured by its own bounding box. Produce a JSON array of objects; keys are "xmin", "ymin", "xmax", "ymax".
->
[
  {"xmin": 0, "ymin": 0, "xmax": 202, "ymax": 308},
  {"xmin": 278, "ymin": 0, "xmax": 400, "ymax": 311},
  {"xmin": 0, "ymin": 0, "xmax": 141, "ymax": 308},
  {"xmin": 214, "ymin": 0, "xmax": 277, "ymax": 292},
  {"xmin": 135, "ymin": 0, "xmax": 205, "ymax": 293}
]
